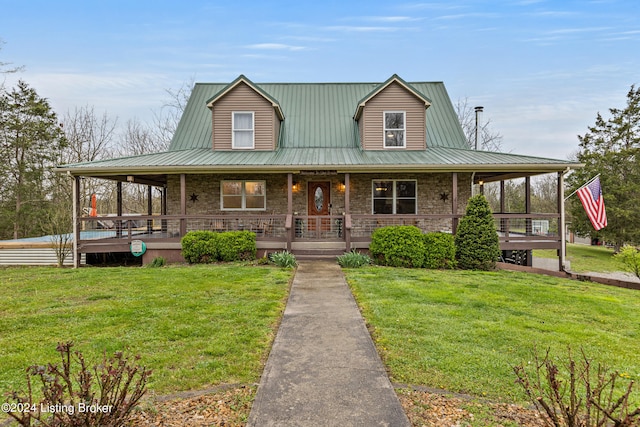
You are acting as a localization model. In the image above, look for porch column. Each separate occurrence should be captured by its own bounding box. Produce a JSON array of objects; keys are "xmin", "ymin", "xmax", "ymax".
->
[
  {"xmin": 286, "ymin": 173, "xmax": 293, "ymax": 251},
  {"xmin": 452, "ymin": 172, "xmax": 458, "ymax": 234},
  {"xmin": 180, "ymin": 174, "xmax": 187, "ymax": 236},
  {"xmin": 116, "ymin": 181, "xmax": 123, "ymax": 238},
  {"xmin": 500, "ymin": 180, "xmax": 506, "ymax": 234},
  {"xmin": 72, "ymin": 176, "xmax": 81, "ymax": 268},
  {"xmin": 147, "ymin": 185, "xmax": 153, "ymax": 233},
  {"xmin": 344, "ymin": 173, "xmax": 351, "ymax": 251},
  {"xmin": 558, "ymin": 171, "xmax": 566, "ymax": 271},
  {"xmin": 525, "ymin": 176, "xmax": 532, "ymax": 266},
  {"xmin": 161, "ymin": 185, "xmax": 168, "ymax": 233}
]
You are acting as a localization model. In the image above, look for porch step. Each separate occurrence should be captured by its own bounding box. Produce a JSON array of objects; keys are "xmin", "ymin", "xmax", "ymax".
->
[
  {"xmin": 290, "ymin": 241, "xmax": 346, "ymax": 260},
  {"xmin": 291, "ymin": 241, "xmax": 346, "ymax": 251},
  {"xmin": 295, "ymin": 254, "xmax": 341, "ymax": 261},
  {"xmin": 292, "ymin": 249, "xmax": 344, "ymax": 259}
]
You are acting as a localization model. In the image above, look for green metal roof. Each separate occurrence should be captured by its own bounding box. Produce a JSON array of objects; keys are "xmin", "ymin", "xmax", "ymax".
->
[
  {"xmin": 168, "ymin": 79, "xmax": 466, "ymax": 151},
  {"xmin": 57, "ymin": 75, "xmax": 582, "ymax": 176},
  {"xmin": 58, "ymin": 146, "xmax": 578, "ymax": 175}
]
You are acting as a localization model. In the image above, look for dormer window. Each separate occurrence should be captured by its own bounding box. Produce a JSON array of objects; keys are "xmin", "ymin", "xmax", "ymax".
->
[
  {"xmin": 384, "ymin": 111, "xmax": 405, "ymax": 148},
  {"xmin": 232, "ymin": 112, "xmax": 254, "ymax": 149}
]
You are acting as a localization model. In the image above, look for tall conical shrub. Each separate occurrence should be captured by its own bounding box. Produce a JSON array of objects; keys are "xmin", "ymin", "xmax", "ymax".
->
[{"xmin": 455, "ymin": 194, "xmax": 501, "ymax": 270}]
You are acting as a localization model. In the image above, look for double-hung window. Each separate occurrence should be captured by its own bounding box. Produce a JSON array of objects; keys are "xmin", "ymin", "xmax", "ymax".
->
[
  {"xmin": 232, "ymin": 112, "xmax": 254, "ymax": 149},
  {"xmin": 384, "ymin": 111, "xmax": 405, "ymax": 148},
  {"xmin": 372, "ymin": 180, "xmax": 417, "ymax": 214},
  {"xmin": 221, "ymin": 180, "xmax": 266, "ymax": 210}
]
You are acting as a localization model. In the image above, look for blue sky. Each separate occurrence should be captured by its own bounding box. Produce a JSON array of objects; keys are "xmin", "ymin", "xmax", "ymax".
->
[{"xmin": 1, "ymin": 0, "xmax": 638, "ymax": 160}]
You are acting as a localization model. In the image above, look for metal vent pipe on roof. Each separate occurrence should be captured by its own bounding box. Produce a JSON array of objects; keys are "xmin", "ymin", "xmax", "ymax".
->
[{"xmin": 474, "ymin": 106, "xmax": 484, "ymax": 150}]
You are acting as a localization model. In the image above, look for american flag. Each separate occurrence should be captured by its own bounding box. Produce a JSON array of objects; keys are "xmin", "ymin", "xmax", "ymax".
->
[{"xmin": 576, "ymin": 176, "xmax": 607, "ymax": 231}]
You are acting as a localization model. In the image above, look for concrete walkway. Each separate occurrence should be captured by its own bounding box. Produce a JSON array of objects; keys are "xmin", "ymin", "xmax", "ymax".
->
[{"xmin": 247, "ymin": 260, "xmax": 410, "ymax": 427}]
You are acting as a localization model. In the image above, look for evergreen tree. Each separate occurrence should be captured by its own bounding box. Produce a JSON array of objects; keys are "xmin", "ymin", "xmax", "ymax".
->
[
  {"xmin": 455, "ymin": 194, "xmax": 501, "ymax": 270},
  {"xmin": 568, "ymin": 85, "xmax": 640, "ymax": 249},
  {"xmin": 0, "ymin": 80, "xmax": 66, "ymax": 239}
]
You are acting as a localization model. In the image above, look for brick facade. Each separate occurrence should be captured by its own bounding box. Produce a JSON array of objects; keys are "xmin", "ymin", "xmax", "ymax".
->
[{"xmin": 166, "ymin": 172, "xmax": 471, "ymax": 220}]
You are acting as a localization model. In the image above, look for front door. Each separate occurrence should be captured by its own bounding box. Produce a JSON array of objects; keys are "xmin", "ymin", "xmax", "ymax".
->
[{"xmin": 308, "ymin": 181, "xmax": 331, "ymax": 234}]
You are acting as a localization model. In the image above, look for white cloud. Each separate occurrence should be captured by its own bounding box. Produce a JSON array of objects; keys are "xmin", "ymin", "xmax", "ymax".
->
[
  {"xmin": 245, "ymin": 43, "xmax": 307, "ymax": 51},
  {"xmin": 324, "ymin": 25, "xmax": 401, "ymax": 33},
  {"xmin": 362, "ymin": 16, "xmax": 422, "ymax": 22},
  {"xmin": 545, "ymin": 26, "xmax": 612, "ymax": 35}
]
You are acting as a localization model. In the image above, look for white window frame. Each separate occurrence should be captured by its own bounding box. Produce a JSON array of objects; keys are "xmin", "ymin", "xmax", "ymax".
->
[
  {"xmin": 221, "ymin": 180, "xmax": 266, "ymax": 211},
  {"xmin": 371, "ymin": 179, "xmax": 417, "ymax": 214},
  {"xmin": 232, "ymin": 111, "xmax": 255, "ymax": 149},
  {"xmin": 383, "ymin": 111, "xmax": 406, "ymax": 149}
]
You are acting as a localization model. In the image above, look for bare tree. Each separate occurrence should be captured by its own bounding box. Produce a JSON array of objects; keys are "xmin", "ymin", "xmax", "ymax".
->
[
  {"xmin": 118, "ymin": 118, "xmax": 165, "ymax": 156},
  {"xmin": 111, "ymin": 80, "xmax": 192, "ymax": 215},
  {"xmin": 150, "ymin": 77, "xmax": 194, "ymax": 150},
  {"xmin": 60, "ymin": 105, "xmax": 117, "ymax": 164},
  {"xmin": 58, "ymin": 106, "xmax": 118, "ymax": 216},
  {"xmin": 116, "ymin": 118, "xmax": 165, "ymax": 214},
  {"xmin": 455, "ymin": 97, "xmax": 503, "ymax": 152}
]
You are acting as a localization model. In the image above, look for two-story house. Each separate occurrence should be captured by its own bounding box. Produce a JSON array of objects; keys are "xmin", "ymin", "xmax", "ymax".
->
[{"xmin": 57, "ymin": 74, "xmax": 581, "ymax": 267}]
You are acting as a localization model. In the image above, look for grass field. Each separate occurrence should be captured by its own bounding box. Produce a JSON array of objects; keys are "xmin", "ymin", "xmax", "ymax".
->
[
  {"xmin": 345, "ymin": 266, "xmax": 640, "ymax": 404},
  {"xmin": 0, "ymin": 265, "xmax": 292, "ymax": 396},
  {"xmin": 534, "ymin": 243, "xmax": 620, "ymax": 273},
  {"xmin": 2, "ymin": 253, "xmax": 638, "ymax": 423}
]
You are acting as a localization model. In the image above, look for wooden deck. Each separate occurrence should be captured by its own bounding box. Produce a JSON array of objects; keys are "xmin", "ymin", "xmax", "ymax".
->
[{"xmin": 76, "ymin": 213, "xmax": 562, "ymax": 261}]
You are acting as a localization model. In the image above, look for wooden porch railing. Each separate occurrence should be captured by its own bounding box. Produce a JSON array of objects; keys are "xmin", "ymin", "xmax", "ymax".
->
[{"xmin": 76, "ymin": 212, "xmax": 562, "ymax": 252}]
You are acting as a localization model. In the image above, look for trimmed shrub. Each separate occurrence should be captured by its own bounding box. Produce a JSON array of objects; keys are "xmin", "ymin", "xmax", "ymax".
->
[
  {"xmin": 270, "ymin": 251, "xmax": 297, "ymax": 269},
  {"xmin": 217, "ymin": 230, "xmax": 257, "ymax": 262},
  {"xmin": 181, "ymin": 231, "xmax": 218, "ymax": 263},
  {"xmin": 454, "ymin": 195, "xmax": 501, "ymax": 270},
  {"xmin": 423, "ymin": 232, "xmax": 456, "ymax": 269},
  {"xmin": 369, "ymin": 225, "xmax": 425, "ymax": 268},
  {"xmin": 337, "ymin": 250, "xmax": 372, "ymax": 268}
]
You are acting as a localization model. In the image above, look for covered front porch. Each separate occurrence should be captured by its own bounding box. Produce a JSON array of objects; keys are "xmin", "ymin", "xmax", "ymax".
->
[{"xmin": 70, "ymin": 170, "xmax": 567, "ymax": 268}]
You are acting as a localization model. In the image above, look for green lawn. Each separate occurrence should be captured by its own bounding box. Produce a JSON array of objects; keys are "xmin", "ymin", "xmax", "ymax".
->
[
  {"xmin": 534, "ymin": 243, "xmax": 619, "ymax": 273},
  {"xmin": 0, "ymin": 265, "xmax": 291, "ymax": 396},
  {"xmin": 345, "ymin": 267, "xmax": 640, "ymax": 404}
]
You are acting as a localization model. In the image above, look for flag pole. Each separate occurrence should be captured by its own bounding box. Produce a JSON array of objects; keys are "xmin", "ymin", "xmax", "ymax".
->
[{"xmin": 564, "ymin": 173, "xmax": 601, "ymax": 201}]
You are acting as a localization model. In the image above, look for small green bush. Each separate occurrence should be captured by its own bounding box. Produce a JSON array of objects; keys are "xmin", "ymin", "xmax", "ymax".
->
[
  {"xmin": 337, "ymin": 250, "xmax": 372, "ymax": 268},
  {"xmin": 270, "ymin": 251, "xmax": 297, "ymax": 269},
  {"xmin": 256, "ymin": 254, "xmax": 270, "ymax": 265},
  {"xmin": 615, "ymin": 245, "xmax": 640, "ymax": 279},
  {"xmin": 181, "ymin": 231, "xmax": 218, "ymax": 264},
  {"xmin": 423, "ymin": 232, "xmax": 456, "ymax": 269},
  {"xmin": 455, "ymin": 195, "xmax": 501, "ymax": 270},
  {"xmin": 369, "ymin": 225, "xmax": 425, "ymax": 268},
  {"xmin": 148, "ymin": 256, "xmax": 166, "ymax": 268},
  {"xmin": 217, "ymin": 230, "xmax": 257, "ymax": 262}
]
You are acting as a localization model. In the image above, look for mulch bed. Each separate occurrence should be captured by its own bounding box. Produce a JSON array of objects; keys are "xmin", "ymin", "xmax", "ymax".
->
[
  {"xmin": 129, "ymin": 385, "xmax": 255, "ymax": 427},
  {"xmin": 127, "ymin": 385, "xmax": 547, "ymax": 427},
  {"xmin": 398, "ymin": 388, "xmax": 546, "ymax": 427}
]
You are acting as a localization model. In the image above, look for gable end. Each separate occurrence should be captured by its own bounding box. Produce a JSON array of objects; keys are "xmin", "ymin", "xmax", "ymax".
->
[
  {"xmin": 358, "ymin": 80, "xmax": 428, "ymax": 150},
  {"xmin": 210, "ymin": 81, "xmax": 281, "ymax": 151}
]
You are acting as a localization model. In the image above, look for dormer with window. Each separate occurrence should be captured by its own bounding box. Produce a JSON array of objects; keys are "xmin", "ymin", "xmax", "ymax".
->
[
  {"xmin": 354, "ymin": 75, "xmax": 431, "ymax": 150},
  {"xmin": 206, "ymin": 75, "xmax": 284, "ymax": 151}
]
